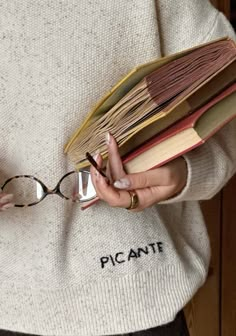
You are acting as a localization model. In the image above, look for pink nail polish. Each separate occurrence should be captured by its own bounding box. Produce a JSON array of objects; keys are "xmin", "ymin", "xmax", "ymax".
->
[
  {"xmin": 105, "ymin": 132, "xmax": 111, "ymax": 145},
  {"xmin": 93, "ymin": 153, "xmax": 99, "ymax": 162},
  {"xmin": 114, "ymin": 178, "xmax": 131, "ymax": 189}
]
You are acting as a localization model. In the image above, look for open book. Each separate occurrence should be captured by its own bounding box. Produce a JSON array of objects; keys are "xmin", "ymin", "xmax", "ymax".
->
[{"xmin": 65, "ymin": 37, "xmax": 236, "ymax": 172}]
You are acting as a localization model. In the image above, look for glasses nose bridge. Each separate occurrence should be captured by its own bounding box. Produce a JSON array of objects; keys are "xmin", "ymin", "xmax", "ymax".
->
[
  {"xmin": 46, "ymin": 184, "xmax": 60, "ymax": 196},
  {"xmin": 37, "ymin": 175, "xmax": 74, "ymax": 199}
]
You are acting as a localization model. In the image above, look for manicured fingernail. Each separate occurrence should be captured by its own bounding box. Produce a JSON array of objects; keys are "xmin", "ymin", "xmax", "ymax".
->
[
  {"xmin": 93, "ymin": 153, "xmax": 99, "ymax": 162},
  {"xmin": 105, "ymin": 132, "xmax": 111, "ymax": 145},
  {"xmin": 1, "ymin": 203, "xmax": 14, "ymax": 210},
  {"xmin": 114, "ymin": 178, "xmax": 130, "ymax": 189},
  {"xmin": 0, "ymin": 194, "xmax": 13, "ymax": 204}
]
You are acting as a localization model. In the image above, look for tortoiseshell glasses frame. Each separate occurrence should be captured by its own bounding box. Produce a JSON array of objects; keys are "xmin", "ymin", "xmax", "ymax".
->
[{"xmin": 1, "ymin": 170, "xmax": 97, "ymax": 207}]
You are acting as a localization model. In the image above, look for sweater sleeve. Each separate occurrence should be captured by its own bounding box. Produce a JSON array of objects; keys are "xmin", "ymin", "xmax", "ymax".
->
[{"xmin": 161, "ymin": 11, "xmax": 236, "ymax": 203}]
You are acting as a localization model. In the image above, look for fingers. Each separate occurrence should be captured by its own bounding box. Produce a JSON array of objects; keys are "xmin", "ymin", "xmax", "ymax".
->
[
  {"xmin": 106, "ymin": 133, "xmax": 126, "ymax": 181},
  {"xmin": 90, "ymin": 152, "xmax": 133, "ymax": 209},
  {"xmin": 90, "ymin": 136, "xmax": 187, "ymax": 211},
  {"xmin": 0, "ymin": 193, "xmax": 14, "ymax": 212},
  {"xmin": 113, "ymin": 169, "xmax": 168, "ymax": 190},
  {"xmin": 90, "ymin": 153, "xmax": 172, "ymax": 211},
  {"xmin": 114, "ymin": 157, "xmax": 187, "ymax": 191},
  {"xmin": 90, "ymin": 151, "xmax": 159, "ymax": 211},
  {"xmin": 90, "ymin": 152, "xmax": 103, "ymax": 193},
  {"xmin": 106, "ymin": 135, "xmax": 178, "ymax": 190}
]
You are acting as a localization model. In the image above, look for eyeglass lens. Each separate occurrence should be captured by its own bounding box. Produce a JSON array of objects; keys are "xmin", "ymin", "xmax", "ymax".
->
[
  {"xmin": 2, "ymin": 177, "xmax": 44, "ymax": 206},
  {"xmin": 59, "ymin": 171, "xmax": 96, "ymax": 202}
]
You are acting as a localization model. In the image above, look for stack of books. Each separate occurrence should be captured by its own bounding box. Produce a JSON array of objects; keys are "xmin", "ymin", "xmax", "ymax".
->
[{"xmin": 65, "ymin": 38, "xmax": 236, "ymax": 174}]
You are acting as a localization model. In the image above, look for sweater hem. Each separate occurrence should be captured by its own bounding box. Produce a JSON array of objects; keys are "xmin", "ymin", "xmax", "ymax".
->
[{"xmin": 0, "ymin": 263, "xmax": 207, "ymax": 336}]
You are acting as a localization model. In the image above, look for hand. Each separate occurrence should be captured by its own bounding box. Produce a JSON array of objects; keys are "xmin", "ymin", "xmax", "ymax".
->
[
  {"xmin": 90, "ymin": 133, "xmax": 187, "ymax": 211},
  {"xmin": 0, "ymin": 192, "xmax": 14, "ymax": 212}
]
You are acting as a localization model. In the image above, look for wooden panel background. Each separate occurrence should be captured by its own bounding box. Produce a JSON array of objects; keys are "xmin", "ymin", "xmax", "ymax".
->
[
  {"xmin": 222, "ymin": 175, "xmax": 236, "ymax": 336},
  {"xmin": 185, "ymin": 195, "xmax": 221, "ymax": 336},
  {"xmin": 184, "ymin": 1, "xmax": 236, "ymax": 335},
  {"xmin": 212, "ymin": 0, "xmax": 231, "ymax": 17},
  {"xmin": 185, "ymin": 176, "xmax": 236, "ymax": 336}
]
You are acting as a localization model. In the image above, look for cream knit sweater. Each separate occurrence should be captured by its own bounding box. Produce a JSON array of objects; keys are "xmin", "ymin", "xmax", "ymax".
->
[{"xmin": 0, "ymin": 1, "xmax": 235, "ymax": 335}]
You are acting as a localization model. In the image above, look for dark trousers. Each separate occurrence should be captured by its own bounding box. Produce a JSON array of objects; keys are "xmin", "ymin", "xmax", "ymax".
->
[
  {"xmin": 124, "ymin": 311, "xmax": 189, "ymax": 336},
  {"xmin": 0, "ymin": 311, "xmax": 189, "ymax": 336}
]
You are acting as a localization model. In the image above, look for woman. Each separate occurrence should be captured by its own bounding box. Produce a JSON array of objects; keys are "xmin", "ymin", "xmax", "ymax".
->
[{"xmin": 0, "ymin": 1, "xmax": 235, "ymax": 335}]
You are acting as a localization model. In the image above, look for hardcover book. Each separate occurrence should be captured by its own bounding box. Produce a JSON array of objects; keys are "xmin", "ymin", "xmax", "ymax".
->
[{"xmin": 64, "ymin": 37, "xmax": 236, "ymax": 176}]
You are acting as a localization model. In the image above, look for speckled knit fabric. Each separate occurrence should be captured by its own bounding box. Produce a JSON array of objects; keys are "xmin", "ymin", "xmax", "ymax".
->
[{"xmin": 0, "ymin": 1, "xmax": 235, "ymax": 335}]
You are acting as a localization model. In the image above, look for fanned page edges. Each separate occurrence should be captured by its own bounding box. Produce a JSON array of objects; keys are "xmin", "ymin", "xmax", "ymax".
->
[
  {"xmin": 123, "ymin": 83, "xmax": 236, "ymax": 174},
  {"xmin": 146, "ymin": 40, "xmax": 235, "ymax": 104},
  {"xmin": 118, "ymin": 60, "xmax": 236, "ymax": 160},
  {"xmin": 65, "ymin": 38, "xmax": 236, "ymax": 169},
  {"xmin": 64, "ymin": 37, "xmax": 214, "ymax": 153}
]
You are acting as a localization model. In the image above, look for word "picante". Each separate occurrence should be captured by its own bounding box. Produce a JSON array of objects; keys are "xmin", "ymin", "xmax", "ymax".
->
[{"xmin": 100, "ymin": 242, "xmax": 164, "ymax": 269}]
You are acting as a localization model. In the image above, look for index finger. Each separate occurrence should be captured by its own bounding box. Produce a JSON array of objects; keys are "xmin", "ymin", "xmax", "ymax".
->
[
  {"xmin": 113, "ymin": 166, "xmax": 173, "ymax": 190},
  {"xmin": 91, "ymin": 165, "xmax": 133, "ymax": 209},
  {"xmin": 106, "ymin": 133, "xmax": 126, "ymax": 181}
]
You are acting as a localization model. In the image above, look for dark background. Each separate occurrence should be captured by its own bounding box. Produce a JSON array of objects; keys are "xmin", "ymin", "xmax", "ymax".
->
[{"xmin": 231, "ymin": 0, "xmax": 236, "ymax": 29}]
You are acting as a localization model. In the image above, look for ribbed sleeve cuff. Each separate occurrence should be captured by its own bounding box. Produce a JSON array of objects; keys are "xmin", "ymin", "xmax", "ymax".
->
[{"xmin": 160, "ymin": 139, "xmax": 226, "ymax": 204}]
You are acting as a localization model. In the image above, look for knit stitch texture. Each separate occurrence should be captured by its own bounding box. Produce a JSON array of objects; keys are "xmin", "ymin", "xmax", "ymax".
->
[{"xmin": 0, "ymin": 1, "xmax": 235, "ymax": 335}]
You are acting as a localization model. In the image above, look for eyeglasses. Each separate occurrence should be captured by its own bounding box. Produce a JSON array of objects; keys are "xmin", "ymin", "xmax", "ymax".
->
[{"xmin": 1, "ymin": 170, "xmax": 97, "ymax": 207}]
